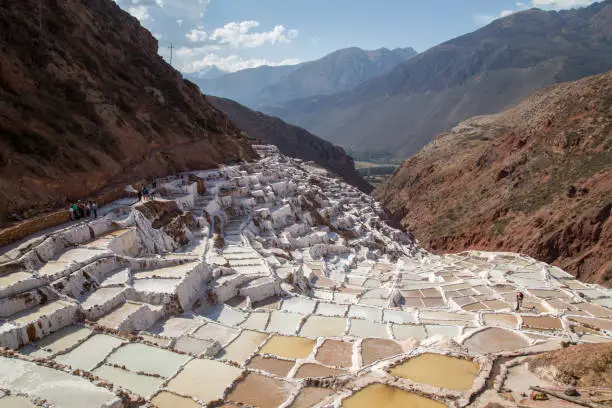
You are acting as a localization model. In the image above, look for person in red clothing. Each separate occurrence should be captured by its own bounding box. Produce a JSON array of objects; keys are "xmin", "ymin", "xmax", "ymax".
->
[{"xmin": 515, "ymin": 291, "xmax": 524, "ymax": 311}]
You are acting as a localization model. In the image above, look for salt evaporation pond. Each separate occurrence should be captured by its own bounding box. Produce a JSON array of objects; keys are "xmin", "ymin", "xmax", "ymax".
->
[
  {"xmin": 342, "ymin": 383, "xmax": 447, "ymax": 408},
  {"xmin": 93, "ymin": 364, "xmax": 164, "ymax": 398},
  {"xmin": 54, "ymin": 334, "xmax": 123, "ymax": 371},
  {"xmin": 390, "ymin": 353, "xmax": 480, "ymax": 391},
  {"xmin": 259, "ymin": 335, "xmax": 315, "ymax": 359},
  {"xmin": 106, "ymin": 342, "xmax": 191, "ymax": 377}
]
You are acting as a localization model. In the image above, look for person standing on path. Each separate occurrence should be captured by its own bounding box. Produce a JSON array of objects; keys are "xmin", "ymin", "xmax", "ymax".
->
[
  {"xmin": 137, "ymin": 189, "xmax": 142, "ymax": 202},
  {"xmin": 92, "ymin": 201, "xmax": 98, "ymax": 218},
  {"xmin": 515, "ymin": 291, "xmax": 524, "ymax": 311}
]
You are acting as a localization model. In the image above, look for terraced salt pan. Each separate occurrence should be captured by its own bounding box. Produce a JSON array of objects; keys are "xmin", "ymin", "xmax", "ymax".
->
[
  {"xmin": 96, "ymin": 301, "xmax": 142, "ymax": 329},
  {"xmin": 217, "ymin": 329, "xmax": 268, "ymax": 364},
  {"xmin": 10, "ymin": 300, "xmax": 73, "ymax": 325},
  {"xmin": 193, "ymin": 322, "xmax": 239, "ymax": 345},
  {"xmin": 0, "ymin": 395, "xmax": 37, "ymax": 408},
  {"xmin": 464, "ymin": 327, "xmax": 530, "ymax": 354},
  {"xmin": 0, "ymin": 356, "xmax": 118, "ymax": 408},
  {"xmin": 342, "ymin": 383, "xmax": 447, "ymax": 408},
  {"xmin": 133, "ymin": 263, "xmax": 197, "ymax": 279},
  {"xmin": 348, "ymin": 305, "xmax": 382, "ymax": 321},
  {"xmin": 349, "ymin": 319, "xmax": 389, "ymax": 339},
  {"xmin": 482, "ymin": 313, "xmax": 519, "ymax": 329},
  {"xmin": 259, "ymin": 335, "xmax": 315, "ymax": 359},
  {"xmin": 521, "ymin": 315, "xmax": 563, "ymax": 331},
  {"xmin": 81, "ymin": 286, "xmax": 126, "ymax": 308},
  {"xmin": 316, "ymin": 302, "xmax": 348, "ymax": 317},
  {"xmin": 266, "ymin": 311, "xmax": 303, "ymax": 335},
  {"xmin": 54, "ymin": 333, "xmax": 123, "ymax": 371},
  {"xmin": 294, "ymin": 362, "xmax": 346, "ymax": 378},
  {"xmin": 390, "ymin": 353, "xmax": 479, "ymax": 391},
  {"xmin": 24, "ymin": 325, "xmax": 91, "ymax": 357},
  {"xmin": 106, "ymin": 343, "xmax": 191, "ymax": 377},
  {"xmin": 247, "ymin": 355, "xmax": 295, "ymax": 376},
  {"xmin": 240, "ymin": 312, "xmax": 269, "ymax": 331},
  {"xmin": 281, "ymin": 297, "xmax": 317, "ymax": 314},
  {"xmin": 166, "ymin": 359, "xmax": 242, "ymax": 403},
  {"xmin": 300, "ymin": 315, "xmax": 347, "ymax": 337},
  {"xmin": 151, "ymin": 391, "xmax": 202, "ymax": 408},
  {"xmin": 228, "ymin": 372, "xmax": 293, "ymax": 408},
  {"xmin": 200, "ymin": 304, "xmax": 247, "ymax": 326},
  {"xmin": 392, "ymin": 324, "xmax": 427, "ymax": 341},
  {"xmin": 93, "ymin": 364, "xmax": 164, "ymax": 397},
  {"xmin": 174, "ymin": 335, "xmax": 218, "ymax": 356},
  {"xmin": 149, "ymin": 316, "xmax": 204, "ymax": 338},
  {"xmin": 289, "ymin": 387, "xmax": 334, "ymax": 408},
  {"xmin": 361, "ymin": 339, "xmax": 404, "ymax": 365},
  {"xmin": 316, "ymin": 339, "xmax": 353, "ymax": 368},
  {"xmin": 133, "ymin": 278, "xmax": 181, "ymax": 293}
]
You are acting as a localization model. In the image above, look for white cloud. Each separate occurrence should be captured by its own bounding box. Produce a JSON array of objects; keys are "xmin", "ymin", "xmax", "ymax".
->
[
  {"xmin": 186, "ymin": 27, "xmax": 208, "ymax": 42},
  {"xmin": 474, "ymin": 0, "xmax": 596, "ymax": 25},
  {"xmin": 127, "ymin": 5, "xmax": 150, "ymax": 22},
  {"xmin": 209, "ymin": 21, "xmax": 299, "ymax": 48},
  {"xmin": 531, "ymin": 0, "xmax": 597, "ymax": 8},
  {"xmin": 168, "ymin": 47, "xmax": 299, "ymax": 73},
  {"xmin": 191, "ymin": 54, "xmax": 299, "ymax": 73}
]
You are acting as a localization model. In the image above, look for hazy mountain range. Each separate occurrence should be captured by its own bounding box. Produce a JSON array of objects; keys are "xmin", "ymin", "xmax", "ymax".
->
[
  {"xmin": 259, "ymin": 0, "xmax": 612, "ymax": 158},
  {"xmin": 194, "ymin": 47, "xmax": 417, "ymax": 108}
]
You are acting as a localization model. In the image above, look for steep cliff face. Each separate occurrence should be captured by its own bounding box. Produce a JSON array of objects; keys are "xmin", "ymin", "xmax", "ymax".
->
[
  {"xmin": 0, "ymin": 0, "xmax": 256, "ymax": 223},
  {"xmin": 209, "ymin": 96, "xmax": 373, "ymax": 193},
  {"xmin": 377, "ymin": 72, "xmax": 612, "ymax": 286}
]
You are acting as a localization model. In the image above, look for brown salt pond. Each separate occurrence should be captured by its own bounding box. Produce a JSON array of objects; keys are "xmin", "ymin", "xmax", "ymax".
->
[
  {"xmin": 521, "ymin": 316, "xmax": 563, "ymax": 331},
  {"xmin": 463, "ymin": 327, "xmax": 530, "ymax": 354},
  {"xmin": 390, "ymin": 353, "xmax": 479, "ymax": 391},
  {"xmin": 151, "ymin": 392, "xmax": 201, "ymax": 408},
  {"xmin": 247, "ymin": 355, "xmax": 295, "ymax": 377},
  {"xmin": 228, "ymin": 372, "xmax": 293, "ymax": 408},
  {"xmin": 361, "ymin": 338, "xmax": 403, "ymax": 366},
  {"xmin": 294, "ymin": 363, "xmax": 346, "ymax": 378},
  {"xmin": 482, "ymin": 313, "xmax": 518, "ymax": 329},
  {"xmin": 289, "ymin": 387, "xmax": 334, "ymax": 408},
  {"xmin": 259, "ymin": 335, "xmax": 315, "ymax": 359},
  {"xmin": 316, "ymin": 339, "xmax": 353, "ymax": 368},
  {"xmin": 342, "ymin": 383, "xmax": 447, "ymax": 408}
]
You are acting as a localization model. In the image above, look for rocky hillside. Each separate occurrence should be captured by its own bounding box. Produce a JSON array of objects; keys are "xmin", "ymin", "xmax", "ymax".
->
[
  {"xmin": 265, "ymin": 0, "xmax": 612, "ymax": 158},
  {"xmin": 377, "ymin": 72, "xmax": 612, "ymax": 286},
  {"xmin": 0, "ymin": 0, "xmax": 256, "ymax": 224},
  {"xmin": 208, "ymin": 96, "xmax": 373, "ymax": 193},
  {"xmin": 196, "ymin": 47, "xmax": 416, "ymax": 108}
]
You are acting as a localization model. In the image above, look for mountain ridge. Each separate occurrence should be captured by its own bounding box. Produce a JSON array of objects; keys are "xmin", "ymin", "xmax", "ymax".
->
[
  {"xmin": 376, "ymin": 71, "xmax": 612, "ymax": 286},
  {"xmin": 0, "ymin": 0, "xmax": 256, "ymax": 223},
  {"xmin": 194, "ymin": 46, "xmax": 416, "ymax": 107},
  {"xmin": 263, "ymin": 0, "xmax": 612, "ymax": 158}
]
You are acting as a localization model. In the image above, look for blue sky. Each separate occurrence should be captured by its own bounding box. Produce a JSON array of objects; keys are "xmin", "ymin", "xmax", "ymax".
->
[{"xmin": 113, "ymin": 0, "xmax": 600, "ymax": 73}]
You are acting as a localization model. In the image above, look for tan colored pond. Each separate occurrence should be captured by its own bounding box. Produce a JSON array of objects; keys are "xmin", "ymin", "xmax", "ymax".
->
[
  {"xmin": 289, "ymin": 387, "xmax": 334, "ymax": 408},
  {"xmin": 217, "ymin": 330, "xmax": 268, "ymax": 364},
  {"xmin": 151, "ymin": 392, "xmax": 201, "ymax": 408},
  {"xmin": 294, "ymin": 363, "xmax": 346, "ymax": 378},
  {"xmin": 390, "ymin": 353, "xmax": 479, "ymax": 391},
  {"xmin": 259, "ymin": 335, "xmax": 315, "ymax": 360},
  {"xmin": 482, "ymin": 313, "xmax": 518, "ymax": 329},
  {"xmin": 361, "ymin": 339, "xmax": 403, "ymax": 366},
  {"xmin": 464, "ymin": 328, "xmax": 530, "ymax": 354},
  {"xmin": 342, "ymin": 383, "xmax": 447, "ymax": 408},
  {"xmin": 228, "ymin": 372, "xmax": 293, "ymax": 408},
  {"xmin": 521, "ymin": 316, "xmax": 563, "ymax": 331},
  {"xmin": 166, "ymin": 359, "xmax": 242, "ymax": 403},
  {"xmin": 316, "ymin": 339, "xmax": 353, "ymax": 368},
  {"xmin": 0, "ymin": 395, "xmax": 37, "ymax": 408},
  {"xmin": 247, "ymin": 355, "xmax": 295, "ymax": 377}
]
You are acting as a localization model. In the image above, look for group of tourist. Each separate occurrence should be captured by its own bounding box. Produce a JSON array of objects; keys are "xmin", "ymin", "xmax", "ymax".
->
[{"xmin": 69, "ymin": 200, "xmax": 98, "ymax": 220}]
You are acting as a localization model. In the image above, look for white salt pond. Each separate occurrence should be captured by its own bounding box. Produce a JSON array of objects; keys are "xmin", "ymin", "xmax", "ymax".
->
[
  {"xmin": 106, "ymin": 343, "xmax": 191, "ymax": 377},
  {"xmin": 54, "ymin": 334, "xmax": 123, "ymax": 371},
  {"xmin": 0, "ymin": 356, "xmax": 118, "ymax": 408}
]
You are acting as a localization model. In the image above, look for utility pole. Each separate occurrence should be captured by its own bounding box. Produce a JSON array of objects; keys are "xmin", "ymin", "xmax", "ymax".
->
[
  {"xmin": 169, "ymin": 43, "xmax": 174, "ymax": 66},
  {"xmin": 39, "ymin": 0, "xmax": 43, "ymax": 35}
]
